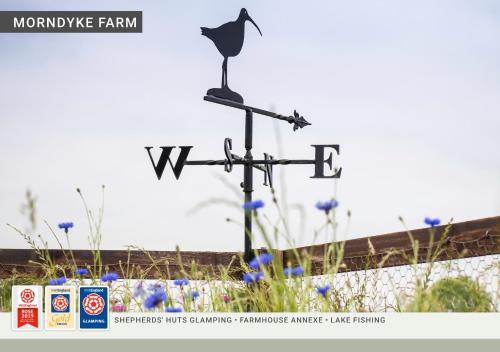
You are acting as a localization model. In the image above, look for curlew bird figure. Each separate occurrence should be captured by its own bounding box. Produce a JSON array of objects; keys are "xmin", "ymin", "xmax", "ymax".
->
[{"xmin": 201, "ymin": 8, "xmax": 262, "ymax": 103}]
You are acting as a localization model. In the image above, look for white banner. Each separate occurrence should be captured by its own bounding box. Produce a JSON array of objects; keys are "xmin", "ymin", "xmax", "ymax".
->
[{"xmin": 1, "ymin": 313, "xmax": 499, "ymax": 339}]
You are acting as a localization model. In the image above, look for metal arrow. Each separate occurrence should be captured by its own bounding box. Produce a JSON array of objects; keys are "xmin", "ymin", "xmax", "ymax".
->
[{"xmin": 204, "ymin": 95, "xmax": 311, "ymax": 131}]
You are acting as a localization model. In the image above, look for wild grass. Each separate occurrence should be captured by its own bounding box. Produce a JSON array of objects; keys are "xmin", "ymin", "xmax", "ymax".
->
[{"xmin": 1, "ymin": 186, "xmax": 498, "ymax": 313}]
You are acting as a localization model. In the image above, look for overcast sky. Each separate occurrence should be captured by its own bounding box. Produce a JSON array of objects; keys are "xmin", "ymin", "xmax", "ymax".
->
[{"xmin": 1, "ymin": 0, "xmax": 499, "ymax": 252}]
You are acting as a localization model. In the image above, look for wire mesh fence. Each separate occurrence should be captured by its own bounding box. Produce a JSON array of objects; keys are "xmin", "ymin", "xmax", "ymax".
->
[{"xmin": 311, "ymin": 254, "xmax": 500, "ymax": 312}]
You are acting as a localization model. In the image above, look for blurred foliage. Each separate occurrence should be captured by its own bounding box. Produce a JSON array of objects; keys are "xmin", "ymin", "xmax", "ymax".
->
[{"xmin": 409, "ymin": 276, "xmax": 492, "ymax": 312}]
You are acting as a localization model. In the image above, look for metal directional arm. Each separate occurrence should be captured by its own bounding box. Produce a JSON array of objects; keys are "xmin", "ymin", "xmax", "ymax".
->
[
  {"xmin": 204, "ymin": 95, "xmax": 311, "ymax": 131},
  {"xmin": 185, "ymin": 159, "xmax": 315, "ymax": 166}
]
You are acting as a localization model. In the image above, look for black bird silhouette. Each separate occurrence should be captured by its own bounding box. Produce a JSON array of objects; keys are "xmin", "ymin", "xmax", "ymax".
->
[{"xmin": 201, "ymin": 8, "xmax": 262, "ymax": 103}]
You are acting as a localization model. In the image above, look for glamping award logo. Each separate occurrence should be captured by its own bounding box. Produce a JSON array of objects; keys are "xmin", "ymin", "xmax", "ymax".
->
[{"xmin": 79, "ymin": 286, "xmax": 109, "ymax": 330}]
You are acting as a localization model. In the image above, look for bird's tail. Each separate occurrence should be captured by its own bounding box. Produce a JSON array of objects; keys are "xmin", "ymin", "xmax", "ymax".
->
[{"xmin": 200, "ymin": 27, "xmax": 209, "ymax": 37}]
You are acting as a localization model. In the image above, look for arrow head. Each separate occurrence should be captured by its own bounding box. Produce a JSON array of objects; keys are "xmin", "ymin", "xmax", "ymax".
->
[{"xmin": 291, "ymin": 110, "xmax": 311, "ymax": 131}]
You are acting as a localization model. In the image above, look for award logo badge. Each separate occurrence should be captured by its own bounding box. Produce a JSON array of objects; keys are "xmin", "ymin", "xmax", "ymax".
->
[
  {"xmin": 79, "ymin": 286, "xmax": 109, "ymax": 330},
  {"xmin": 45, "ymin": 285, "xmax": 76, "ymax": 330},
  {"xmin": 11, "ymin": 285, "xmax": 43, "ymax": 330}
]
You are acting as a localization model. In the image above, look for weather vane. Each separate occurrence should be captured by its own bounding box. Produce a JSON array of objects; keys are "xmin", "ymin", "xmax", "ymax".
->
[{"xmin": 146, "ymin": 8, "xmax": 341, "ymax": 263}]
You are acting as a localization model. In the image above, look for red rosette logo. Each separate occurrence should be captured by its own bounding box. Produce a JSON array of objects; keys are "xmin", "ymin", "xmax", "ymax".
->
[
  {"xmin": 83, "ymin": 293, "xmax": 105, "ymax": 315},
  {"xmin": 20, "ymin": 289, "xmax": 35, "ymax": 303},
  {"xmin": 52, "ymin": 295, "xmax": 69, "ymax": 311}
]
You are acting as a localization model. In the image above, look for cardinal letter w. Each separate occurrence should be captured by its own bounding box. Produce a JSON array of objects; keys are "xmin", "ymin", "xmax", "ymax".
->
[{"xmin": 145, "ymin": 146, "xmax": 193, "ymax": 180}]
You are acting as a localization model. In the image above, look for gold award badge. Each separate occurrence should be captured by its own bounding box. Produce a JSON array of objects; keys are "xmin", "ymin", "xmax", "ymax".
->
[{"xmin": 45, "ymin": 285, "xmax": 76, "ymax": 330}]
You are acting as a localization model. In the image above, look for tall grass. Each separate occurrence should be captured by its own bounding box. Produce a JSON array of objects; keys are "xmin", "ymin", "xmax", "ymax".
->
[{"xmin": 1, "ymin": 186, "xmax": 498, "ymax": 313}]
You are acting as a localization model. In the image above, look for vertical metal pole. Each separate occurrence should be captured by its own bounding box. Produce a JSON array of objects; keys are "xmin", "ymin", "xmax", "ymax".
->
[{"xmin": 243, "ymin": 109, "xmax": 254, "ymax": 263}]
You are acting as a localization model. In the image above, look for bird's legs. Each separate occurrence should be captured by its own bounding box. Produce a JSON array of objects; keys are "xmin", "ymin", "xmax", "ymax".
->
[
  {"xmin": 209, "ymin": 56, "xmax": 242, "ymax": 103},
  {"xmin": 221, "ymin": 58, "xmax": 225, "ymax": 88},
  {"xmin": 222, "ymin": 57, "xmax": 228, "ymax": 88}
]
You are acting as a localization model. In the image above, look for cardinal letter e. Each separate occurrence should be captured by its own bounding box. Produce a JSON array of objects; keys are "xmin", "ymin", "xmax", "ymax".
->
[
  {"xmin": 145, "ymin": 146, "xmax": 193, "ymax": 180},
  {"xmin": 311, "ymin": 145, "xmax": 342, "ymax": 179}
]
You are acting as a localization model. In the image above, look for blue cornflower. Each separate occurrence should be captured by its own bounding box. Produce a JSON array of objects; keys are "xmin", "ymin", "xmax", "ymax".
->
[
  {"xmin": 242, "ymin": 200, "xmax": 265, "ymax": 210},
  {"xmin": 424, "ymin": 217, "xmax": 441, "ymax": 227},
  {"xmin": 292, "ymin": 267, "xmax": 304, "ymax": 276},
  {"xmin": 249, "ymin": 253, "xmax": 273, "ymax": 270},
  {"xmin": 75, "ymin": 267, "xmax": 88, "ymax": 276},
  {"xmin": 284, "ymin": 266, "xmax": 304, "ymax": 277},
  {"xmin": 316, "ymin": 285, "xmax": 331, "ymax": 297},
  {"xmin": 174, "ymin": 278, "xmax": 189, "ymax": 286},
  {"xmin": 101, "ymin": 272, "xmax": 119, "ymax": 282},
  {"xmin": 133, "ymin": 282, "xmax": 147, "ymax": 298},
  {"xmin": 243, "ymin": 271, "xmax": 264, "ymax": 284},
  {"xmin": 148, "ymin": 282, "xmax": 165, "ymax": 292},
  {"xmin": 166, "ymin": 306, "xmax": 183, "ymax": 313},
  {"xmin": 48, "ymin": 276, "xmax": 67, "ymax": 285},
  {"xmin": 315, "ymin": 199, "xmax": 339, "ymax": 213},
  {"xmin": 58, "ymin": 222, "xmax": 74, "ymax": 233},
  {"xmin": 144, "ymin": 290, "xmax": 167, "ymax": 309},
  {"xmin": 190, "ymin": 291, "xmax": 200, "ymax": 300}
]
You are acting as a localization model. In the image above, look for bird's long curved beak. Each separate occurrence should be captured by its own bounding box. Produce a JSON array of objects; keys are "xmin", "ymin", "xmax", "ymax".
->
[{"xmin": 247, "ymin": 15, "xmax": 262, "ymax": 36}]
